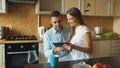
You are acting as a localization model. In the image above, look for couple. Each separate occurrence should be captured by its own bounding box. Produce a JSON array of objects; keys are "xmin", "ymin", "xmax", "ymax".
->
[{"xmin": 43, "ymin": 7, "xmax": 93, "ymax": 62}]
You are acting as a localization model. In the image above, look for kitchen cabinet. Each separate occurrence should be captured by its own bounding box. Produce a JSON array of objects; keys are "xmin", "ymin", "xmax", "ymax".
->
[
  {"xmin": 83, "ymin": 0, "xmax": 111, "ymax": 16},
  {"xmin": 93, "ymin": 40, "xmax": 110, "ymax": 58},
  {"xmin": 36, "ymin": 0, "xmax": 111, "ymax": 16},
  {"xmin": 38, "ymin": 43, "xmax": 47, "ymax": 63},
  {"xmin": 95, "ymin": 0, "xmax": 111, "ymax": 16},
  {"xmin": 36, "ymin": 0, "xmax": 80, "ymax": 14},
  {"xmin": 0, "ymin": 0, "xmax": 6, "ymax": 13},
  {"xmin": 36, "ymin": 0, "xmax": 64, "ymax": 14},
  {"xmin": 37, "ymin": 40, "xmax": 120, "ymax": 63},
  {"xmin": 82, "ymin": 0, "xmax": 95, "ymax": 15},
  {"xmin": 110, "ymin": 40, "xmax": 120, "ymax": 56},
  {"xmin": 112, "ymin": 0, "xmax": 120, "ymax": 16},
  {"xmin": 64, "ymin": 0, "xmax": 80, "ymax": 13},
  {"xmin": 0, "ymin": 44, "xmax": 5, "ymax": 68}
]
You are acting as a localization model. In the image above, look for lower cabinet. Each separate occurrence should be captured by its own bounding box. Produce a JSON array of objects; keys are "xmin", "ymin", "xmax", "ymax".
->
[
  {"xmin": 38, "ymin": 40, "xmax": 119, "ymax": 61},
  {"xmin": 0, "ymin": 44, "xmax": 5, "ymax": 68},
  {"xmin": 38, "ymin": 43, "xmax": 47, "ymax": 63},
  {"xmin": 39, "ymin": 40, "xmax": 111, "ymax": 61},
  {"xmin": 92, "ymin": 40, "xmax": 110, "ymax": 58},
  {"xmin": 110, "ymin": 40, "xmax": 120, "ymax": 56},
  {"xmin": 0, "ymin": 40, "xmax": 119, "ymax": 66}
]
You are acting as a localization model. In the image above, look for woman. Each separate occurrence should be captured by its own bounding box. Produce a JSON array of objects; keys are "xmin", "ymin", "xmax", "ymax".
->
[{"xmin": 64, "ymin": 7, "xmax": 93, "ymax": 60}]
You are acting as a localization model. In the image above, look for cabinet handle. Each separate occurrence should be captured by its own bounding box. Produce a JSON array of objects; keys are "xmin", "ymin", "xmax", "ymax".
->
[
  {"xmin": 111, "ymin": 48, "xmax": 120, "ymax": 50},
  {"xmin": 115, "ymin": 49, "xmax": 120, "ymax": 50},
  {"xmin": 111, "ymin": 52, "xmax": 120, "ymax": 54},
  {"xmin": 84, "ymin": 9, "xmax": 90, "ymax": 12},
  {"xmin": 7, "ymin": 51, "xmax": 29, "ymax": 54},
  {"xmin": 84, "ymin": 3, "xmax": 91, "ymax": 12}
]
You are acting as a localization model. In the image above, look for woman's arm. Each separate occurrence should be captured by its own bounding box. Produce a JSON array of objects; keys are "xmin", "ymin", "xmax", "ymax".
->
[{"xmin": 69, "ymin": 32, "xmax": 93, "ymax": 54}]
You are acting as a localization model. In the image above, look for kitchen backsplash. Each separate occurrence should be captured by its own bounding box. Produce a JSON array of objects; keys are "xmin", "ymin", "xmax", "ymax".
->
[
  {"xmin": 40, "ymin": 15, "xmax": 113, "ymax": 34},
  {"xmin": 0, "ymin": 3, "xmax": 38, "ymax": 38}
]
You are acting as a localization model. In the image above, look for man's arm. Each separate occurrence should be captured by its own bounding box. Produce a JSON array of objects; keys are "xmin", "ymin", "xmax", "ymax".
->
[{"xmin": 43, "ymin": 34, "xmax": 54, "ymax": 58}]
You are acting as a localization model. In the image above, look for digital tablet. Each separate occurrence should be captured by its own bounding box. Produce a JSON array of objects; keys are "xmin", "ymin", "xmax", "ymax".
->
[{"xmin": 53, "ymin": 43, "xmax": 64, "ymax": 47}]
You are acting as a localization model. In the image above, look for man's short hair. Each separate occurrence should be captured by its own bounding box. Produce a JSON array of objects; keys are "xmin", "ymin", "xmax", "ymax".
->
[{"xmin": 51, "ymin": 11, "xmax": 61, "ymax": 17}]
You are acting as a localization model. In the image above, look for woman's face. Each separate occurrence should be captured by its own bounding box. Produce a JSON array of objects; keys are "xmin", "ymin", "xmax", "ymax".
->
[{"xmin": 66, "ymin": 14, "xmax": 79, "ymax": 27}]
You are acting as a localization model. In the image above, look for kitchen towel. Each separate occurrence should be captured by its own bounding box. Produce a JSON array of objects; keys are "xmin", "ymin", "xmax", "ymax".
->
[{"xmin": 27, "ymin": 50, "xmax": 39, "ymax": 64}]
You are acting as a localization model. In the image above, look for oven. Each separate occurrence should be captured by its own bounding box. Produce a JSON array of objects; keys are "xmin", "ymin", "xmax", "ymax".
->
[{"xmin": 5, "ymin": 35, "xmax": 39, "ymax": 68}]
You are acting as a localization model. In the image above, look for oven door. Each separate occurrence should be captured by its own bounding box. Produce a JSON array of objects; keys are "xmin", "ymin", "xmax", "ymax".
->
[
  {"xmin": 5, "ymin": 43, "xmax": 39, "ymax": 68},
  {"xmin": 6, "ymin": 52, "xmax": 28, "ymax": 68}
]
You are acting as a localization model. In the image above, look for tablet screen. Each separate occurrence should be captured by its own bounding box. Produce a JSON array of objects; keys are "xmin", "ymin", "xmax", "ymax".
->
[{"xmin": 53, "ymin": 43, "xmax": 64, "ymax": 47}]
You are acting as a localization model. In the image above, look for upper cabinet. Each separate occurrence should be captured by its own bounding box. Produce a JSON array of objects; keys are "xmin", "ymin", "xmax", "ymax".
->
[
  {"xmin": 36, "ymin": 0, "xmax": 82, "ymax": 14},
  {"xmin": 112, "ymin": 0, "xmax": 120, "ymax": 17},
  {"xmin": 36, "ymin": 0, "xmax": 64, "ymax": 14},
  {"xmin": 64, "ymin": 0, "xmax": 80, "ymax": 13},
  {"xmin": 82, "ymin": 0, "xmax": 95, "ymax": 15},
  {"xmin": 0, "ymin": 0, "xmax": 6, "ymax": 13},
  {"xmin": 83, "ymin": 0, "xmax": 111, "ymax": 16},
  {"xmin": 36, "ymin": 0, "xmax": 112, "ymax": 16},
  {"xmin": 95, "ymin": 0, "xmax": 111, "ymax": 16}
]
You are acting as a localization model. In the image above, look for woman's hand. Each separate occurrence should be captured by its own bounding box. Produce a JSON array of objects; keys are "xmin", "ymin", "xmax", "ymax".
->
[
  {"xmin": 64, "ymin": 40, "xmax": 73, "ymax": 47},
  {"xmin": 63, "ymin": 45, "xmax": 72, "ymax": 51},
  {"xmin": 64, "ymin": 40, "xmax": 69, "ymax": 44}
]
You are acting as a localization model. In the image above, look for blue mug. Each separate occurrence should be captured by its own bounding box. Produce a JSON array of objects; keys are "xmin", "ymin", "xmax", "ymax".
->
[{"xmin": 49, "ymin": 55, "xmax": 59, "ymax": 68}]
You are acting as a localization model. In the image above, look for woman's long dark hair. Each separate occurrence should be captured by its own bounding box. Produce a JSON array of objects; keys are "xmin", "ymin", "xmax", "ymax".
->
[
  {"xmin": 66, "ymin": 7, "xmax": 85, "ymax": 25},
  {"xmin": 66, "ymin": 7, "xmax": 85, "ymax": 41}
]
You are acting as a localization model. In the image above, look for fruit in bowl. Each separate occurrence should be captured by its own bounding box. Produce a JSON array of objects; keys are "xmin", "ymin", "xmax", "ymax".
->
[
  {"xmin": 93, "ymin": 62, "xmax": 103, "ymax": 68},
  {"xmin": 113, "ymin": 32, "xmax": 119, "ymax": 37},
  {"xmin": 103, "ymin": 64, "xmax": 112, "ymax": 68},
  {"xmin": 93, "ymin": 62, "xmax": 112, "ymax": 68}
]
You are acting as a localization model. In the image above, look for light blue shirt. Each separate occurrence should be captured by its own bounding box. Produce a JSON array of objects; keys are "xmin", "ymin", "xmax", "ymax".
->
[{"xmin": 43, "ymin": 26, "xmax": 71, "ymax": 61}]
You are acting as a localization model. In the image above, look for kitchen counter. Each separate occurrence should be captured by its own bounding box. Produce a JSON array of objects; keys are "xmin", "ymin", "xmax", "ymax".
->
[
  {"xmin": 25, "ymin": 56, "xmax": 120, "ymax": 68},
  {"xmin": 93, "ymin": 37, "xmax": 120, "ymax": 41},
  {"xmin": 0, "ymin": 37, "xmax": 120, "ymax": 44},
  {"xmin": 0, "ymin": 39, "xmax": 43, "ymax": 44}
]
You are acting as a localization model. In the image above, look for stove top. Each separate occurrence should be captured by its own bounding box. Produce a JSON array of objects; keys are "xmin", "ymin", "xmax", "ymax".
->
[{"xmin": 6, "ymin": 35, "xmax": 37, "ymax": 40}]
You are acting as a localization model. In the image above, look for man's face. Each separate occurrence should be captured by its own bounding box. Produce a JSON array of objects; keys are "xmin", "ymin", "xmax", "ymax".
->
[{"xmin": 51, "ymin": 16, "xmax": 63, "ymax": 31}]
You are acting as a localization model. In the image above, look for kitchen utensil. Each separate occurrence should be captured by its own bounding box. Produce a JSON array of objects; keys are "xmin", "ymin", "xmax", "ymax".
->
[
  {"xmin": 38, "ymin": 26, "xmax": 47, "ymax": 40},
  {"xmin": 94, "ymin": 26, "xmax": 102, "ymax": 38}
]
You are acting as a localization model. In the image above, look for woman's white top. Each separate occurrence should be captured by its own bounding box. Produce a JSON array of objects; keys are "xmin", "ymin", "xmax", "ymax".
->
[{"xmin": 70, "ymin": 26, "xmax": 91, "ymax": 60}]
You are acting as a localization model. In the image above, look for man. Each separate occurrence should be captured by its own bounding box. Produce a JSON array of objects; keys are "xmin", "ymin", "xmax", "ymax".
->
[{"xmin": 43, "ymin": 11, "xmax": 71, "ymax": 62}]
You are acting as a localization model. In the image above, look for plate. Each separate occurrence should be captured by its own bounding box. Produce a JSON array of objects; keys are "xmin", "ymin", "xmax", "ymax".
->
[
  {"xmin": 53, "ymin": 43, "xmax": 64, "ymax": 47},
  {"xmin": 72, "ymin": 62, "xmax": 92, "ymax": 68}
]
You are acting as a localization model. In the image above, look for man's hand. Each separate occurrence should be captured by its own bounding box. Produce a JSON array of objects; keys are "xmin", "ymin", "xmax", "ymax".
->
[{"xmin": 53, "ymin": 47, "xmax": 65, "ymax": 54}]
